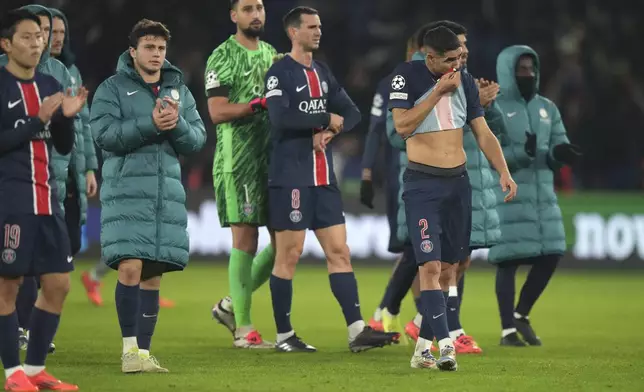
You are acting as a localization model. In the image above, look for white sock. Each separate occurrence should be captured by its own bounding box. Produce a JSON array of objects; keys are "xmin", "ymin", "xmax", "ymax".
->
[
  {"xmin": 348, "ymin": 320, "xmax": 366, "ymax": 342},
  {"xmin": 414, "ymin": 337, "xmax": 431, "ymax": 356},
  {"xmin": 23, "ymin": 365, "xmax": 44, "ymax": 377},
  {"xmin": 123, "ymin": 336, "xmax": 138, "ymax": 354},
  {"xmin": 89, "ymin": 269, "xmax": 99, "ymax": 281},
  {"xmin": 4, "ymin": 365, "xmax": 23, "ymax": 379},
  {"xmin": 221, "ymin": 296, "xmax": 233, "ymax": 312},
  {"xmin": 437, "ymin": 337, "xmax": 453, "ymax": 353},
  {"xmin": 448, "ymin": 286, "xmax": 458, "ymax": 297},
  {"xmin": 502, "ymin": 328, "xmax": 517, "ymax": 337},
  {"xmin": 449, "ymin": 328, "xmax": 465, "ymax": 340},
  {"xmin": 276, "ymin": 330, "xmax": 295, "ymax": 343},
  {"xmin": 413, "ymin": 313, "xmax": 422, "ymax": 328},
  {"xmin": 139, "ymin": 349, "xmax": 150, "ymax": 358},
  {"xmin": 235, "ymin": 325, "xmax": 254, "ymax": 338},
  {"xmin": 514, "ymin": 312, "xmax": 527, "ymax": 320},
  {"xmin": 373, "ymin": 308, "xmax": 382, "ymax": 322}
]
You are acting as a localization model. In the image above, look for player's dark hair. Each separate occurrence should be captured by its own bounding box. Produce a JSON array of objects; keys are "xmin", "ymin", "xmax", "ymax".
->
[
  {"xmin": 282, "ymin": 6, "xmax": 318, "ymax": 31},
  {"xmin": 230, "ymin": 0, "xmax": 239, "ymax": 9},
  {"xmin": 128, "ymin": 19, "xmax": 171, "ymax": 48},
  {"xmin": 0, "ymin": 9, "xmax": 41, "ymax": 41},
  {"xmin": 422, "ymin": 27, "xmax": 461, "ymax": 55},
  {"xmin": 416, "ymin": 21, "xmax": 466, "ymax": 49}
]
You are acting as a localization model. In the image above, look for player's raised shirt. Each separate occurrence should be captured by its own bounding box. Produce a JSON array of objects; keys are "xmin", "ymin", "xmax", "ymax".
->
[
  {"xmin": 264, "ymin": 55, "xmax": 361, "ymax": 187},
  {"xmin": 204, "ymin": 36, "xmax": 277, "ymax": 174},
  {"xmin": 387, "ymin": 60, "xmax": 483, "ymax": 136},
  {"xmin": 0, "ymin": 67, "xmax": 74, "ymax": 216}
]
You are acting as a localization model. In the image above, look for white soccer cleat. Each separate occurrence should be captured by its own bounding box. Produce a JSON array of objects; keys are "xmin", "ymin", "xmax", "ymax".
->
[
  {"xmin": 212, "ymin": 297, "xmax": 236, "ymax": 334},
  {"xmin": 121, "ymin": 349, "xmax": 142, "ymax": 373},
  {"xmin": 411, "ymin": 349, "xmax": 438, "ymax": 369},
  {"xmin": 233, "ymin": 330, "xmax": 274, "ymax": 349},
  {"xmin": 140, "ymin": 354, "xmax": 169, "ymax": 373},
  {"xmin": 436, "ymin": 345, "xmax": 458, "ymax": 371}
]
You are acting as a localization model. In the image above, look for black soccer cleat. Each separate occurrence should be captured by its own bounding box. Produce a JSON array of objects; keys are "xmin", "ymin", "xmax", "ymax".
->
[
  {"xmin": 500, "ymin": 332, "xmax": 527, "ymax": 347},
  {"xmin": 515, "ymin": 317, "xmax": 542, "ymax": 346},
  {"xmin": 349, "ymin": 326, "xmax": 400, "ymax": 353},
  {"xmin": 275, "ymin": 334, "xmax": 317, "ymax": 353}
]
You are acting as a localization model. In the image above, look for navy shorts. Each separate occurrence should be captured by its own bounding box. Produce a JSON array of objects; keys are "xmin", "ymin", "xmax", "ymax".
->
[
  {"xmin": 0, "ymin": 213, "xmax": 73, "ymax": 278},
  {"xmin": 269, "ymin": 184, "xmax": 345, "ymax": 231},
  {"xmin": 402, "ymin": 164, "xmax": 472, "ymax": 265}
]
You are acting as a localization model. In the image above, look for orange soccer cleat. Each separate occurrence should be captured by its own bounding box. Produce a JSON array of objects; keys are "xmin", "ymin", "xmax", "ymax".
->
[
  {"xmin": 454, "ymin": 334, "xmax": 483, "ymax": 354},
  {"xmin": 4, "ymin": 370, "xmax": 38, "ymax": 392},
  {"xmin": 368, "ymin": 318, "xmax": 383, "ymax": 332},
  {"xmin": 404, "ymin": 320, "xmax": 419, "ymax": 342},
  {"xmin": 158, "ymin": 297, "xmax": 175, "ymax": 309},
  {"xmin": 81, "ymin": 271, "xmax": 103, "ymax": 306},
  {"xmin": 27, "ymin": 370, "xmax": 78, "ymax": 391}
]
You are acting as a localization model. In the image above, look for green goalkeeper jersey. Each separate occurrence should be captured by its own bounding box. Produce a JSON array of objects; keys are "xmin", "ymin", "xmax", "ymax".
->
[{"xmin": 205, "ymin": 35, "xmax": 277, "ymax": 175}]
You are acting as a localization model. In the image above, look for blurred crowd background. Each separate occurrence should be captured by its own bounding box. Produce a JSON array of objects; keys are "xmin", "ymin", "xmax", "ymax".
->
[{"xmin": 3, "ymin": 0, "xmax": 643, "ymax": 197}]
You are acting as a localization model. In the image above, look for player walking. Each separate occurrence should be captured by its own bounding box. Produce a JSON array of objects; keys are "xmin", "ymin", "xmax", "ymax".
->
[
  {"xmin": 264, "ymin": 6, "xmax": 400, "ymax": 353},
  {"xmin": 389, "ymin": 27, "xmax": 517, "ymax": 371},
  {"xmin": 205, "ymin": 0, "xmax": 277, "ymax": 348}
]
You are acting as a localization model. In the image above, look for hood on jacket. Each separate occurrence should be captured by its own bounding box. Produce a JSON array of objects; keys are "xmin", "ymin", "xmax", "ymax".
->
[
  {"xmin": 115, "ymin": 50, "xmax": 183, "ymax": 86},
  {"xmin": 496, "ymin": 45, "xmax": 540, "ymax": 100},
  {"xmin": 412, "ymin": 51, "xmax": 424, "ymax": 61},
  {"xmin": 19, "ymin": 4, "xmax": 53, "ymax": 64},
  {"xmin": 48, "ymin": 8, "xmax": 75, "ymax": 67}
]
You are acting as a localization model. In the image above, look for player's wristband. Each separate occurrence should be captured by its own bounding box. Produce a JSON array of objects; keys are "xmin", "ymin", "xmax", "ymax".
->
[{"xmin": 249, "ymin": 97, "xmax": 267, "ymax": 113}]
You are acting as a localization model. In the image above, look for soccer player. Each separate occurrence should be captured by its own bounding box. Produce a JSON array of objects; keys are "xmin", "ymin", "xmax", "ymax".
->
[
  {"xmin": 389, "ymin": 27, "xmax": 517, "ymax": 370},
  {"xmin": 90, "ymin": 19, "xmax": 206, "ymax": 373},
  {"xmin": 0, "ymin": 9, "xmax": 87, "ymax": 391},
  {"xmin": 205, "ymin": 0, "xmax": 277, "ymax": 348},
  {"xmin": 265, "ymin": 6, "xmax": 400, "ymax": 353},
  {"xmin": 490, "ymin": 45, "xmax": 580, "ymax": 346},
  {"xmin": 1, "ymin": 4, "xmax": 82, "ymax": 356}
]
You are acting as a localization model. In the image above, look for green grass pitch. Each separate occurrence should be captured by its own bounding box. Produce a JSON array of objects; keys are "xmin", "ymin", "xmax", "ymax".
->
[{"xmin": 24, "ymin": 261, "xmax": 644, "ymax": 391}]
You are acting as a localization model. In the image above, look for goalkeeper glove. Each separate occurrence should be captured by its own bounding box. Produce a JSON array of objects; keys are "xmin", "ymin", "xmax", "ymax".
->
[{"xmin": 249, "ymin": 97, "xmax": 267, "ymax": 113}]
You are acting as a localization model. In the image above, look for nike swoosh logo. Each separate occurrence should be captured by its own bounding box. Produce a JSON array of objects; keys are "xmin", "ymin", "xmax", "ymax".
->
[
  {"xmin": 296, "ymin": 85, "xmax": 307, "ymax": 92},
  {"xmin": 507, "ymin": 112, "xmax": 517, "ymax": 118},
  {"xmin": 432, "ymin": 313, "xmax": 444, "ymax": 319},
  {"xmin": 142, "ymin": 314, "xmax": 157, "ymax": 318},
  {"xmin": 8, "ymin": 99, "xmax": 21, "ymax": 109},
  {"xmin": 127, "ymin": 90, "xmax": 138, "ymax": 96},
  {"xmin": 67, "ymin": 256, "xmax": 73, "ymax": 263},
  {"xmin": 243, "ymin": 70, "xmax": 253, "ymax": 76}
]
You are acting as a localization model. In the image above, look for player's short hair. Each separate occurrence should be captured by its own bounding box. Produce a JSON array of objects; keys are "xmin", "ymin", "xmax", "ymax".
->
[
  {"xmin": 230, "ymin": 0, "xmax": 239, "ymax": 9},
  {"xmin": 128, "ymin": 19, "xmax": 171, "ymax": 48},
  {"xmin": 422, "ymin": 27, "xmax": 461, "ymax": 55},
  {"xmin": 0, "ymin": 9, "xmax": 41, "ymax": 41},
  {"xmin": 283, "ymin": 6, "xmax": 318, "ymax": 31}
]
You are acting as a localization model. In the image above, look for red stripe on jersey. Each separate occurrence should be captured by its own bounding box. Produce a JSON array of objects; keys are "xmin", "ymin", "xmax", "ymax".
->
[
  {"xmin": 305, "ymin": 69, "xmax": 329, "ymax": 186},
  {"xmin": 19, "ymin": 82, "xmax": 51, "ymax": 215}
]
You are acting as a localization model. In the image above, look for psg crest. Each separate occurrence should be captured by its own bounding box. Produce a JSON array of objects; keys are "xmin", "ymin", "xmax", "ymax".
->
[
  {"xmin": 289, "ymin": 210, "xmax": 302, "ymax": 223},
  {"xmin": 420, "ymin": 240, "xmax": 433, "ymax": 254},
  {"xmin": 1, "ymin": 248, "xmax": 16, "ymax": 264}
]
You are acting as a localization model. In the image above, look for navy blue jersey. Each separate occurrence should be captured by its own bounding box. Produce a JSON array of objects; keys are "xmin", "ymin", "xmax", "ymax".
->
[
  {"xmin": 0, "ymin": 67, "xmax": 74, "ymax": 216},
  {"xmin": 387, "ymin": 61, "xmax": 483, "ymax": 135},
  {"xmin": 265, "ymin": 55, "xmax": 361, "ymax": 187}
]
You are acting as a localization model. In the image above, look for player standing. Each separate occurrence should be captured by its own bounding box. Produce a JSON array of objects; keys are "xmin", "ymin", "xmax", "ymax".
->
[
  {"xmin": 264, "ymin": 6, "xmax": 400, "ymax": 353},
  {"xmin": 205, "ymin": 0, "xmax": 277, "ymax": 348},
  {"xmin": 90, "ymin": 19, "xmax": 206, "ymax": 373},
  {"xmin": 389, "ymin": 27, "xmax": 517, "ymax": 370},
  {"xmin": 0, "ymin": 9, "xmax": 86, "ymax": 391}
]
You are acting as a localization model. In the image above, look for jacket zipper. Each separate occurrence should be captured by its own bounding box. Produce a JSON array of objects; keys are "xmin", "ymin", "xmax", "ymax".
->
[{"xmin": 524, "ymin": 101, "xmax": 543, "ymax": 255}]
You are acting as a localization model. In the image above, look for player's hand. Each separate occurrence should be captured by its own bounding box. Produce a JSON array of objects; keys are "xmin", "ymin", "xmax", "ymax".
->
[
  {"xmin": 436, "ymin": 70, "xmax": 461, "ymax": 96},
  {"xmin": 249, "ymin": 97, "xmax": 267, "ymax": 113},
  {"xmin": 360, "ymin": 179, "xmax": 375, "ymax": 209},
  {"xmin": 38, "ymin": 92, "xmax": 63, "ymax": 123},
  {"xmin": 524, "ymin": 132, "xmax": 536, "ymax": 157},
  {"xmin": 552, "ymin": 143, "xmax": 582, "ymax": 165},
  {"xmin": 86, "ymin": 170, "xmax": 98, "ymax": 198},
  {"xmin": 328, "ymin": 113, "xmax": 344, "ymax": 134},
  {"xmin": 153, "ymin": 99, "xmax": 178, "ymax": 131},
  {"xmin": 61, "ymin": 87, "xmax": 88, "ymax": 118},
  {"xmin": 479, "ymin": 82, "xmax": 500, "ymax": 108},
  {"xmin": 313, "ymin": 130, "xmax": 335, "ymax": 151},
  {"xmin": 499, "ymin": 172, "xmax": 518, "ymax": 202}
]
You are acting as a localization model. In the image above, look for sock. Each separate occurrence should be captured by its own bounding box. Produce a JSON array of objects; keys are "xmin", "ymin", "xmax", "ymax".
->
[
  {"xmin": 4, "ymin": 366, "xmax": 23, "ymax": 379},
  {"xmin": 372, "ymin": 307, "xmax": 382, "ymax": 322},
  {"xmin": 446, "ymin": 286, "xmax": 462, "ymax": 333},
  {"xmin": 514, "ymin": 312, "xmax": 527, "ymax": 320},
  {"xmin": 0, "ymin": 311, "xmax": 21, "ymax": 372},
  {"xmin": 515, "ymin": 255, "xmax": 559, "ymax": 316},
  {"xmin": 414, "ymin": 296, "xmax": 422, "ymax": 314},
  {"xmin": 329, "ymin": 272, "xmax": 362, "ymax": 327},
  {"xmin": 251, "ymin": 245, "xmax": 275, "ymax": 292},
  {"xmin": 437, "ymin": 337, "xmax": 453, "ymax": 352},
  {"xmin": 139, "ymin": 349, "xmax": 150, "ymax": 358},
  {"xmin": 229, "ymin": 249, "xmax": 254, "ymax": 327},
  {"xmin": 414, "ymin": 337, "xmax": 432, "ymax": 356},
  {"xmin": 348, "ymin": 320, "xmax": 366, "ymax": 342},
  {"xmin": 115, "ymin": 281, "xmax": 140, "ymax": 340},
  {"xmin": 25, "ymin": 308, "xmax": 60, "ymax": 368},
  {"xmin": 122, "ymin": 337, "xmax": 138, "ymax": 354},
  {"xmin": 457, "ymin": 274, "xmax": 465, "ymax": 309},
  {"xmin": 449, "ymin": 329, "xmax": 465, "ymax": 340},
  {"xmin": 16, "ymin": 277, "xmax": 38, "ymax": 330},
  {"xmin": 413, "ymin": 313, "xmax": 422, "ymax": 328},
  {"xmin": 383, "ymin": 247, "xmax": 418, "ymax": 315},
  {"xmin": 137, "ymin": 289, "xmax": 159, "ymax": 351},
  {"xmin": 496, "ymin": 264, "xmax": 519, "ymax": 330},
  {"xmin": 23, "ymin": 365, "xmax": 44, "ymax": 377},
  {"xmin": 502, "ymin": 328, "xmax": 517, "ymax": 337},
  {"xmin": 377, "ymin": 280, "xmax": 394, "ymax": 315},
  {"xmin": 269, "ymin": 274, "xmax": 293, "ymax": 334},
  {"xmin": 91, "ymin": 261, "xmax": 111, "ymax": 281},
  {"xmin": 420, "ymin": 290, "xmax": 449, "ymax": 341},
  {"xmin": 276, "ymin": 331, "xmax": 294, "ymax": 342}
]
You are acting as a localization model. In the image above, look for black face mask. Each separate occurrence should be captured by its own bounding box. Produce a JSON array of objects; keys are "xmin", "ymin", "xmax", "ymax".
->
[{"xmin": 516, "ymin": 75, "xmax": 537, "ymax": 102}]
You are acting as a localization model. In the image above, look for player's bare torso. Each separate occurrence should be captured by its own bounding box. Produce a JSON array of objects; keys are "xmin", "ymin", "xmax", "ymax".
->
[{"xmin": 406, "ymin": 127, "xmax": 466, "ymax": 168}]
